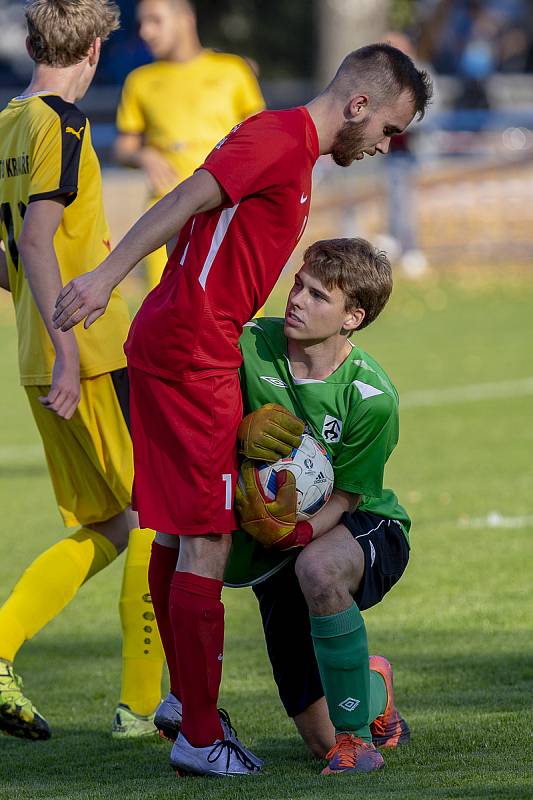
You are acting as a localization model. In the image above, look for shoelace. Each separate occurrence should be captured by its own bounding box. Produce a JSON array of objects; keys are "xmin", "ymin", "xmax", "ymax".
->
[
  {"xmin": 0, "ymin": 666, "xmax": 22, "ymax": 692},
  {"xmin": 325, "ymin": 735, "xmax": 367, "ymax": 769},
  {"xmin": 217, "ymin": 707, "xmax": 237, "ymax": 738},
  {"xmin": 0, "ymin": 668, "xmax": 34, "ymax": 713},
  {"xmin": 207, "ymin": 738, "xmax": 258, "ymax": 772},
  {"xmin": 371, "ymin": 714, "xmax": 386, "ymax": 735}
]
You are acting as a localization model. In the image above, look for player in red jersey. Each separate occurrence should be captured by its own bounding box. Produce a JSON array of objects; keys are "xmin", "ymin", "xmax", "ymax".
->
[{"xmin": 53, "ymin": 44, "xmax": 432, "ymax": 777}]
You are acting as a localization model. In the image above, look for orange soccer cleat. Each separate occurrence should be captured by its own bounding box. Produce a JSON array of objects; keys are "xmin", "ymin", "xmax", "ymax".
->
[
  {"xmin": 369, "ymin": 655, "xmax": 411, "ymax": 749},
  {"xmin": 321, "ymin": 733, "xmax": 385, "ymax": 775}
]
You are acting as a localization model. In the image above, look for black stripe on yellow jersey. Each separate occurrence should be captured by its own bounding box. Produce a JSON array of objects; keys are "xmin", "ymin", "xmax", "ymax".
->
[
  {"xmin": 30, "ymin": 95, "xmax": 86, "ymax": 206},
  {"xmin": 0, "ymin": 92, "xmax": 131, "ymax": 385}
]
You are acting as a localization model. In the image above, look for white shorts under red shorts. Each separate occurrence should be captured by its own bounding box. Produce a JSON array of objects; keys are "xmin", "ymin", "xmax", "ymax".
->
[{"xmin": 129, "ymin": 366, "xmax": 242, "ymax": 535}]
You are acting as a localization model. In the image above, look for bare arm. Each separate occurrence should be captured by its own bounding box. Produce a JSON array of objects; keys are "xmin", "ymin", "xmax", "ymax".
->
[
  {"xmin": 307, "ymin": 489, "xmax": 360, "ymax": 542},
  {"xmin": 53, "ymin": 168, "xmax": 226, "ymax": 331},
  {"xmin": 19, "ymin": 199, "xmax": 80, "ymax": 419},
  {"xmin": 0, "ymin": 244, "xmax": 9, "ymax": 291},
  {"xmin": 114, "ymin": 133, "xmax": 178, "ymax": 196},
  {"xmin": 113, "ymin": 132, "xmax": 145, "ymax": 168},
  {"xmin": 166, "ymin": 234, "xmax": 179, "ymax": 260}
]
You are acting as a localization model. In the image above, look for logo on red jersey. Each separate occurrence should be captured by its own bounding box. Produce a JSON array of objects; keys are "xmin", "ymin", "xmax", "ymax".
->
[{"xmin": 215, "ymin": 122, "xmax": 243, "ymax": 150}]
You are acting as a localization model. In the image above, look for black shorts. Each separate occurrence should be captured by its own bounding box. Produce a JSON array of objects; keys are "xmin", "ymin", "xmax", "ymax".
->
[
  {"xmin": 252, "ymin": 511, "xmax": 410, "ymax": 718},
  {"xmin": 110, "ymin": 367, "xmax": 131, "ymax": 433}
]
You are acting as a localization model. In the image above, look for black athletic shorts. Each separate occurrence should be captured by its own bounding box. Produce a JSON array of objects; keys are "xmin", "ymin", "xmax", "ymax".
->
[{"xmin": 252, "ymin": 511, "xmax": 410, "ymax": 718}]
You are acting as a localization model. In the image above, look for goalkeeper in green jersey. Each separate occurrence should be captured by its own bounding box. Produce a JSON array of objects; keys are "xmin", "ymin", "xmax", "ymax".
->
[{"xmin": 229, "ymin": 237, "xmax": 411, "ymax": 775}]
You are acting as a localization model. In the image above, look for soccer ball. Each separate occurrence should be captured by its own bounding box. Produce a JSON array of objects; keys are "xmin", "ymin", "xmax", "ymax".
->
[{"xmin": 255, "ymin": 433, "xmax": 334, "ymax": 520}]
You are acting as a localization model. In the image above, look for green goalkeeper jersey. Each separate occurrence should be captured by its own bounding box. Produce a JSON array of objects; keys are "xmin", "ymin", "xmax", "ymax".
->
[{"xmin": 225, "ymin": 317, "xmax": 410, "ymax": 587}]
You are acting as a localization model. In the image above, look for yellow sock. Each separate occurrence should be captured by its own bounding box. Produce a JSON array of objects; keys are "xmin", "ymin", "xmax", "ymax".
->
[
  {"xmin": 119, "ymin": 528, "xmax": 164, "ymax": 716},
  {"xmin": 0, "ymin": 528, "xmax": 117, "ymax": 663}
]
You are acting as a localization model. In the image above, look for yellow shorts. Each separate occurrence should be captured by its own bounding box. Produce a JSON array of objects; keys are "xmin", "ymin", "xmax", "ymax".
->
[
  {"xmin": 145, "ymin": 196, "xmax": 168, "ymax": 290},
  {"xmin": 25, "ymin": 369, "xmax": 133, "ymax": 528}
]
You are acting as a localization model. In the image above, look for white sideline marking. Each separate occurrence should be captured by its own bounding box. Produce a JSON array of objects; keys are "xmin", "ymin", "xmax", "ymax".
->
[
  {"xmin": 0, "ymin": 376, "xmax": 532, "ymax": 464},
  {"xmin": 458, "ymin": 512, "xmax": 533, "ymax": 530},
  {"xmin": 0, "ymin": 444, "xmax": 44, "ymax": 464},
  {"xmin": 402, "ymin": 377, "xmax": 533, "ymax": 409}
]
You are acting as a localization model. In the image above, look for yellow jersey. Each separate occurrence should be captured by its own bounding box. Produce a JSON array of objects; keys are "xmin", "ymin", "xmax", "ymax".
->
[
  {"xmin": 0, "ymin": 93, "xmax": 130, "ymax": 385},
  {"xmin": 116, "ymin": 49, "xmax": 265, "ymax": 191}
]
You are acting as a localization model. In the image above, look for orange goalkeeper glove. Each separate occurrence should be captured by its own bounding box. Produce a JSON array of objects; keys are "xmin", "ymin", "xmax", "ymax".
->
[
  {"xmin": 235, "ymin": 460, "xmax": 313, "ymax": 550},
  {"xmin": 237, "ymin": 403, "xmax": 304, "ymax": 462}
]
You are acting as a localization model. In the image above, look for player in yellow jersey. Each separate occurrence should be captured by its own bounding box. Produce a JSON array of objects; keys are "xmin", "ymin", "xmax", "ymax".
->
[
  {"xmin": 0, "ymin": 0, "xmax": 164, "ymax": 740},
  {"xmin": 114, "ymin": 0, "xmax": 265, "ymax": 289}
]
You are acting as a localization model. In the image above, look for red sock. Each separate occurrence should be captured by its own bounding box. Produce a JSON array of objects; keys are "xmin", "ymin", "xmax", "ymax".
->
[
  {"xmin": 170, "ymin": 571, "xmax": 224, "ymax": 747},
  {"xmin": 148, "ymin": 542, "xmax": 181, "ymax": 698}
]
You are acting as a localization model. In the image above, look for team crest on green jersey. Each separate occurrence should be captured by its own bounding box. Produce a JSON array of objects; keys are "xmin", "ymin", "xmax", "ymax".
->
[{"xmin": 322, "ymin": 415, "xmax": 342, "ymax": 443}]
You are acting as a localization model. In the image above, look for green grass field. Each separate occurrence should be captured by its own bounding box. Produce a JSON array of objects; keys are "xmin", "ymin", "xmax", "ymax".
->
[{"xmin": 0, "ymin": 273, "xmax": 532, "ymax": 799}]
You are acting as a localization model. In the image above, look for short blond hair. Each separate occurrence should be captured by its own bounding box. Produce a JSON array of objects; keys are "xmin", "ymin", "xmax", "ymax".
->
[
  {"xmin": 25, "ymin": 0, "xmax": 120, "ymax": 67},
  {"xmin": 304, "ymin": 238, "xmax": 393, "ymax": 330}
]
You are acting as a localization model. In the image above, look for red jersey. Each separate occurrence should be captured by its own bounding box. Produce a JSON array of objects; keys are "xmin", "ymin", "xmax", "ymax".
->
[{"xmin": 125, "ymin": 107, "xmax": 319, "ymax": 379}]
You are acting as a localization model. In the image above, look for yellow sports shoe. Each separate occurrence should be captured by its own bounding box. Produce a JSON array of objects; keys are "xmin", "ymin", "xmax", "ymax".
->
[
  {"xmin": 0, "ymin": 660, "xmax": 50, "ymax": 740},
  {"xmin": 111, "ymin": 703, "xmax": 158, "ymax": 739}
]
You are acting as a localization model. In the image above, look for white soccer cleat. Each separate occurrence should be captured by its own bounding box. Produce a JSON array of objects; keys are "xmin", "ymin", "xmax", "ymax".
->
[
  {"xmin": 155, "ymin": 694, "xmax": 263, "ymax": 767},
  {"xmin": 154, "ymin": 692, "xmax": 263, "ymax": 767},
  {"xmin": 218, "ymin": 707, "xmax": 264, "ymax": 768},
  {"xmin": 170, "ymin": 731, "xmax": 262, "ymax": 777},
  {"xmin": 111, "ymin": 703, "xmax": 158, "ymax": 739}
]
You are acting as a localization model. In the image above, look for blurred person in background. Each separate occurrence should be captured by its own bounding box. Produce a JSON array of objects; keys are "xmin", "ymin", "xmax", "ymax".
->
[
  {"xmin": 114, "ymin": 0, "xmax": 265, "ymax": 289},
  {"xmin": 454, "ymin": 2, "xmax": 496, "ymax": 111},
  {"xmin": 418, "ymin": 0, "xmax": 529, "ymax": 77}
]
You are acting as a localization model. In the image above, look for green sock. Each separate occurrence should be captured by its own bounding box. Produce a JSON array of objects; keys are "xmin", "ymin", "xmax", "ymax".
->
[
  {"xmin": 310, "ymin": 603, "xmax": 372, "ymax": 742},
  {"xmin": 369, "ymin": 669, "xmax": 387, "ymax": 724}
]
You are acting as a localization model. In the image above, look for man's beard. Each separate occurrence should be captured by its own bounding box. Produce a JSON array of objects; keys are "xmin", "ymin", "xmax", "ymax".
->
[{"xmin": 331, "ymin": 118, "xmax": 369, "ymax": 167}]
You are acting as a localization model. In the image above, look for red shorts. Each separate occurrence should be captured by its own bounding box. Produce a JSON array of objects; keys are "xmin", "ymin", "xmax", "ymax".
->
[{"xmin": 129, "ymin": 366, "xmax": 242, "ymax": 535}]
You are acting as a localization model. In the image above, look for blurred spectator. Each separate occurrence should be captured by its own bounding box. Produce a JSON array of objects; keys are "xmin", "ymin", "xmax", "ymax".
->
[
  {"xmin": 0, "ymin": 0, "xmax": 31, "ymax": 84},
  {"xmin": 114, "ymin": 0, "xmax": 265, "ymax": 289},
  {"xmin": 418, "ymin": 0, "xmax": 530, "ymax": 80},
  {"xmin": 454, "ymin": 4, "xmax": 496, "ymax": 110},
  {"xmin": 95, "ymin": 1, "xmax": 152, "ymax": 84},
  {"xmin": 524, "ymin": 3, "xmax": 533, "ymax": 71}
]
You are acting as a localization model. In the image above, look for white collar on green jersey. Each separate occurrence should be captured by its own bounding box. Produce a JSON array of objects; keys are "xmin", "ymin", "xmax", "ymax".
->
[
  {"xmin": 284, "ymin": 340, "xmax": 357, "ymax": 385},
  {"xmin": 284, "ymin": 356, "xmax": 326, "ymax": 385}
]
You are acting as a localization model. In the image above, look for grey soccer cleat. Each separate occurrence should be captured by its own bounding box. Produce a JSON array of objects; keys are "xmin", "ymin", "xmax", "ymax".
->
[
  {"xmin": 155, "ymin": 693, "xmax": 263, "ymax": 767},
  {"xmin": 218, "ymin": 708, "xmax": 263, "ymax": 768},
  {"xmin": 170, "ymin": 731, "xmax": 262, "ymax": 777},
  {"xmin": 154, "ymin": 692, "xmax": 182, "ymax": 741}
]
